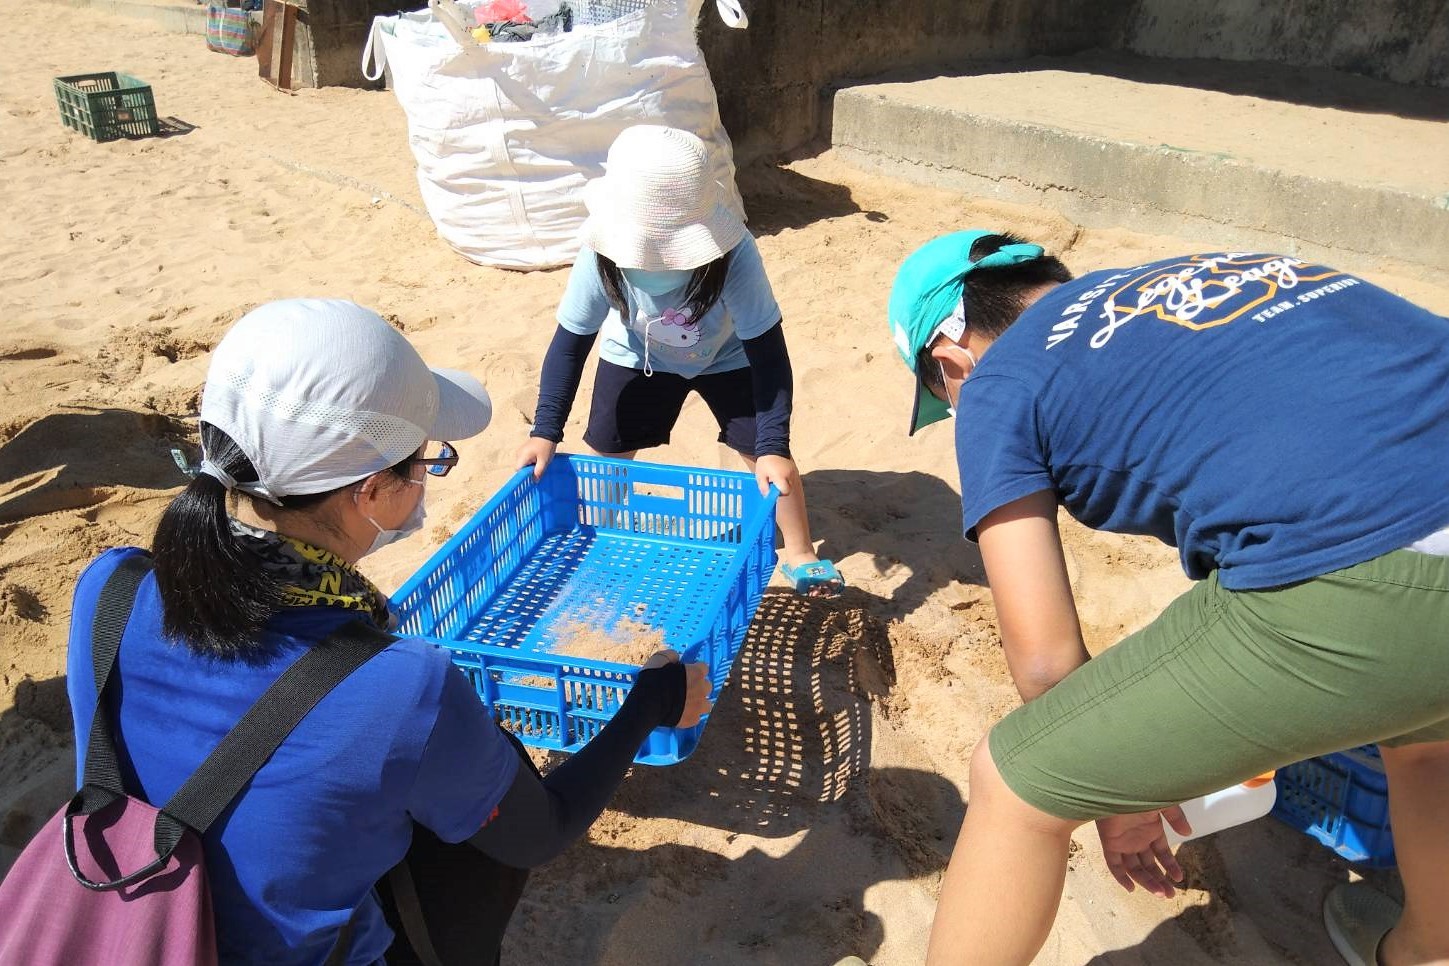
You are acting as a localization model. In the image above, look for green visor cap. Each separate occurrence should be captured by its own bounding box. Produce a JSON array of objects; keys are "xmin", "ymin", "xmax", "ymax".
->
[{"xmin": 887, "ymin": 230, "xmax": 1045, "ymax": 435}]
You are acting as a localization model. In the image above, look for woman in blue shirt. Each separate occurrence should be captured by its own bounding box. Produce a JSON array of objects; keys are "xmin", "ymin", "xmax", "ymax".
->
[{"xmin": 66, "ymin": 299, "xmax": 710, "ymax": 964}]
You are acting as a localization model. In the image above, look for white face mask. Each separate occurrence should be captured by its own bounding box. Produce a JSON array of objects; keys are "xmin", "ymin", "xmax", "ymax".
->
[
  {"xmin": 621, "ymin": 267, "xmax": 694, "ymax": 296},
  {"xmin": 358, "ymin": 480, "xmax": 425, "ymax": 557}
]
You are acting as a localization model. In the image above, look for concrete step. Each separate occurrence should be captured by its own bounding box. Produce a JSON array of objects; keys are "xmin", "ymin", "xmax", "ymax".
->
[{"xmin": 832, "ymin": 53, "xmax": 1449, "ymax": 279}]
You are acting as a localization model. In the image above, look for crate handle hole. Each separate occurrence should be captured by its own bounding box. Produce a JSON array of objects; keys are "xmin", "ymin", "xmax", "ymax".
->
[{"xmin": 632, "ymin": 482, "xmax": 685, "ymax": 500}]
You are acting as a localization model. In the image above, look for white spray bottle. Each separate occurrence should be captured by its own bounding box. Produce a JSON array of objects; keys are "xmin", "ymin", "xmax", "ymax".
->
[{"xmin": 1164, "ymin": 772, "xmax": 1277, "ymax": 847}]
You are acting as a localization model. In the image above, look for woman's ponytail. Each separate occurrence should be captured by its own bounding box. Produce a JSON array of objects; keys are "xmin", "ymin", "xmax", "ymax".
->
[{"xmin": 151, "ymin": 424, "xmax": 282, "ymax": 658}]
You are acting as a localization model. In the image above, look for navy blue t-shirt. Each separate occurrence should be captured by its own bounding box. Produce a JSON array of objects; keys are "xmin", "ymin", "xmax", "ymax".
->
[
  {"xmin": 955, "ymin": 253, "xmax": 1449, "ymax": 589},
  {"xmin": 66, "ymin": 548, "xmax": 519, "ymax": 965}
]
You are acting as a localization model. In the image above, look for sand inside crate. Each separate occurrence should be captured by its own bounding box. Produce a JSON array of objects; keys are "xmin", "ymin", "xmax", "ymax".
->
[{"xmin": 549, "ymin": 616, "xmax": 667, "ymax": 667}]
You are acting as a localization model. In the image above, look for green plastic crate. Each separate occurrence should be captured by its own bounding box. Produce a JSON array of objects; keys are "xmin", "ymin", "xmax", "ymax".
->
[{"xmin": 53, "ymin": 72, "xmax": 158, "ymax": 142}]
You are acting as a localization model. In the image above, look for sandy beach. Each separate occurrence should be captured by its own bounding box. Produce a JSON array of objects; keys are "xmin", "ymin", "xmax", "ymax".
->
[{"xmin": 3, "ymin": 3, "xmax": 1445, "ymax": 962}]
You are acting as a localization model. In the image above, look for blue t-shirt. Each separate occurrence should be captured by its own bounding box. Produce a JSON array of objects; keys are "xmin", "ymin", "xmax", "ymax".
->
[
  {"xmin": 954, "ymin": 253, "xmax": 1449, "ymax": 590},
  {"xmin": 66, "ymin": 548, "xmax": 519, "ymax": 965},
  {"xmin": 556, "ymin": 235, "xmax": 782, "ymax": 378}
]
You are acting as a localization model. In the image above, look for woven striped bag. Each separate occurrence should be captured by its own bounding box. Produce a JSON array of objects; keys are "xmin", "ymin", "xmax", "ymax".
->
[{"xmin": 206, "ymin": 4, "xmax": 256, "ymax": 56}]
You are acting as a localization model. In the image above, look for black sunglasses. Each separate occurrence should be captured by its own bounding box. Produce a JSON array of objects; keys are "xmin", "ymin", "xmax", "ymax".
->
[{"xmin": 407, "ymin": 442, "xmax": 459, "ymax": 477}]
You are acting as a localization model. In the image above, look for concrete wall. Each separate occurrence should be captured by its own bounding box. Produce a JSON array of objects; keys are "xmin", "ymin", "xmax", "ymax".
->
[
  {"xmin": 700, "ymin": 0, "xmax": 1449, "ymax": 160},
  {"xmin": 697, "ymin": 0, "xmax": 1127, "ymax": 162},
  {"xmin": 283, "ymin": 0, "xmax": 1448, "ymax": 153},
  {"xmin": 1119, "ymin": 0, "xmax": 1449, "ymax": 89}
]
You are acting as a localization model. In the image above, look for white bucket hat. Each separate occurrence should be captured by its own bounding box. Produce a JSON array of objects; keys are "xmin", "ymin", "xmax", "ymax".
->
[
  {"xmin": 198, "ymin": 298, "xmax": 491, "ymax": 502},
  {"xmin": 579, "ymin": 125, "xmax": 747, "ymax": 271}
]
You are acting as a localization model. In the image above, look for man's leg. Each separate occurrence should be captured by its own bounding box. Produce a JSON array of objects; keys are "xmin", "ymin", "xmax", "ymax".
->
[
  {"xmin": 1378, "ymin": 739, "xmax": 1449, "ymax": 966},
  {"xmin": 934, "ymin": 550, "xmax": 1449, "ymax": 966},
  {"xmin": 928, "ymin": 739, "xmax": 1080, "ymax": 965}
]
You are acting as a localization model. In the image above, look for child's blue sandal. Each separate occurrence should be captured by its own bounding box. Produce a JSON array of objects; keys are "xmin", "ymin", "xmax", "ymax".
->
[{"xmin": 779, "ymin": 559, "xmax": 845, "ymax": 598}]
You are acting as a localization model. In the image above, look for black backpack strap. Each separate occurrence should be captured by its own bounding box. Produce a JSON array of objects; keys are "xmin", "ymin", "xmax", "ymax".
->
[
  {"xmin": 77, "ymin": 553, "xmax": 154, "ymax": 799},
  {"xmin": 157, "ymin": 621, "xmax": 395, "ymax": 842},
  {"xmin": 323, "ymin": 901, "xmax": 364, "ymax": 966}
]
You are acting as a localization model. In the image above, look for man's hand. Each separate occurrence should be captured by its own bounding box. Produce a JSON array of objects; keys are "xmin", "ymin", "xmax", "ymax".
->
[{"xmin": 1096, "ymin": 808, "xmax": 1191, "ymax": 897}]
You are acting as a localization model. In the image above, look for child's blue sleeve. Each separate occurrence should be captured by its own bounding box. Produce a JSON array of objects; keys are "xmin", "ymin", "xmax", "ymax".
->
[
  {"xmin": 557, "ymin": 247, "xmax": 613, "ymax": 335},
  {"xmin": 740, "ymin": 325, "xmax": 793, "ymax": 458},
  {"xmin": 721, "ymin": 235, "xmax": 782, "ymax": 339}
]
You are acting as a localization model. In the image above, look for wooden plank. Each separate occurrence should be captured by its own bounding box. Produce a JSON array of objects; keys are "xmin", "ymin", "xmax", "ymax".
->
[
  {"xmin": 276, "ymin": 2, "xmax": 296, "ymax": 91},
  {"xmin": 257, "ymin": 0, "xmax": 299, "ymax": 92}
]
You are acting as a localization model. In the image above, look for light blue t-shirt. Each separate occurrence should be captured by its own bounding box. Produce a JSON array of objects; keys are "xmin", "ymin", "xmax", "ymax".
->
[
  {"xmin": 557, "ymin": 234, "xmax": 782, "ymax": 378},
  {"xmin": 67, "ymin": 548, "xmax": 520, "ymax": 965},
  {"xmin": 954, "ymin": 253, "xmax": 1449, "ymax": 590}
]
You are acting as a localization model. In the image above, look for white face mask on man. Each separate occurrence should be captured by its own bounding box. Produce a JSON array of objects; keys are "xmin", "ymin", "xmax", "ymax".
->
[{"xmin": 357, "ymin": 480, "xmax": 426, "ymax": 557}]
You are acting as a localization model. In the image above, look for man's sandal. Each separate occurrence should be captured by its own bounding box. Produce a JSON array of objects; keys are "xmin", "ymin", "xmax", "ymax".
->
[{"xmin": 1324, "ymin": 882, "xmax": 1400, "ymax": 966}]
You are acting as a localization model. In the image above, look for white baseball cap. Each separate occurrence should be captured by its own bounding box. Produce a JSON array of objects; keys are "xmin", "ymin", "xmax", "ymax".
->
[
  {"xmin": 199, "ymin": 299, "xmax": 491, "ymax": 502},
  {"xmin": 579, "ymin": 125, "xmax": 747, "ymax": 271}
]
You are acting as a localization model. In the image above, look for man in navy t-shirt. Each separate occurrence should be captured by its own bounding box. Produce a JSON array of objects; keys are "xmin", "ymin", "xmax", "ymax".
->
[{"xmin": 887, "ymin": 232, "xmax": 1449, "ymax": 966}]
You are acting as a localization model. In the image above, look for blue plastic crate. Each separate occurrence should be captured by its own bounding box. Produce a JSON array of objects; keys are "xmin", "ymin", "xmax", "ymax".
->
[
  {"xmin": 393, "ymin": 455, "xmax": 778, "ymax": 765},
  {"xmin": 1271, "ymin": 745, "xmax": 1395, "ymax": 867}
]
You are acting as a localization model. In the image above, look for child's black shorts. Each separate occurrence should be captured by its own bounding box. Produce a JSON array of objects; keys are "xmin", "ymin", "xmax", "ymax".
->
[{"xmin": 583, "ymin": 359, "xmax": 756, "ymax": 456}]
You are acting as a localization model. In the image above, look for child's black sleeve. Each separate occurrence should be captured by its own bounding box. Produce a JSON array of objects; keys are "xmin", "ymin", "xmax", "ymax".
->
[
  {"xmin": 740, "ymin": 322, "xmax": 793, "ymax": 459},
  {"xmin": 531, "ymin": 325, "xmax": 598, "ymax": 443}
]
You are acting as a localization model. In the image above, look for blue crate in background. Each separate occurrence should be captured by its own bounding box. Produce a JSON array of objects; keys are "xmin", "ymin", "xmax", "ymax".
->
[
  {"xmin": 1271, "ymin": 745, "xmax": 1395, "ymax": 867},
  {"xmin": 393, "ymin": 455, "xmax": 778, "ymax": 765}
]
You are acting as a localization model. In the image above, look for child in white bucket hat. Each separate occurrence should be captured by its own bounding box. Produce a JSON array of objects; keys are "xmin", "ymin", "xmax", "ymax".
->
[{"xmin": 516, "ymin": 125, "xmax": 844, "ymax": 597}]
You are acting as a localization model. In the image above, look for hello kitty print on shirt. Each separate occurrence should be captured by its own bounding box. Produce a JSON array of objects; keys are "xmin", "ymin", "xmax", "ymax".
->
[{"xmin": 634, "ymin": 305, "xmax": 705, "ymax": 375}]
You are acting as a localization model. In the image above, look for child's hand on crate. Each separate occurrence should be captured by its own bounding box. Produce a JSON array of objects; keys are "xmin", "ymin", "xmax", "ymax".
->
[
  {"xmin": 516, "ymin": 437, "xmax": 558, "ymax": 480},
  {"xmin": 643, "ymin": 649, "xmax": 713, "ymax": 729}
]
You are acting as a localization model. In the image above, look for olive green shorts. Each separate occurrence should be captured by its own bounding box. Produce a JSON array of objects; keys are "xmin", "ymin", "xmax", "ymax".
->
[{"xmin": 990, "ymin": 549, "xmax": 1449, "ymax": 820}]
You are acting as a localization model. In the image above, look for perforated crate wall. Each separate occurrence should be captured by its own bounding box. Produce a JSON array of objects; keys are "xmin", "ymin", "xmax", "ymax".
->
[
  {"xmin": 394, "ymin": 455, "xmax": 777, "ymax": 765},
  {"xmin": 1272, "ymin": 745, "xmax": 1395, "ymax": 867},
  {"xmin": 53, "ymin": 72, "xmax": 158, "ymax": 142}
]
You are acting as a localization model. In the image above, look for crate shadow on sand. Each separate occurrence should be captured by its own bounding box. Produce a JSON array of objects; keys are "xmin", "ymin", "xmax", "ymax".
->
[
  {"xmin": 509, "ymin": 590, "xmax": 965, "ymax": 965},
  {"xmin": 612, "ymin": 589, "xmax": 898, "ymax": 835}
]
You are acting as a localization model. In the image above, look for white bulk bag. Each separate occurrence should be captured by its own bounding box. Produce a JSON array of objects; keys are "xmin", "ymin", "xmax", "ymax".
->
[{"xmin": 363, "ymin": 0, "xmax": 747, "ymax": 270}]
